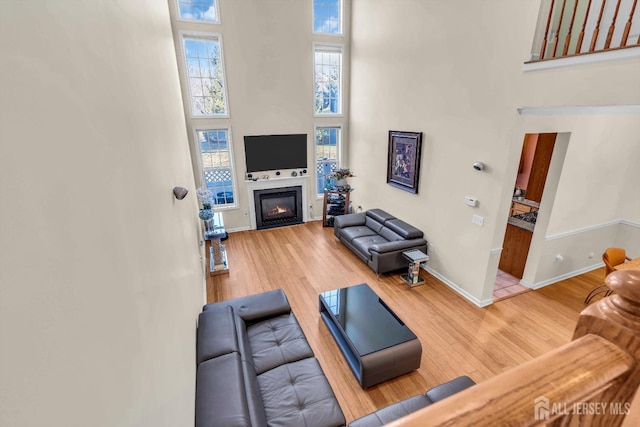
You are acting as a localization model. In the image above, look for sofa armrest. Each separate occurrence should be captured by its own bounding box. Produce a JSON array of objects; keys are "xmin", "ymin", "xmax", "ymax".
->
[
  {"xmin": 347, "ymin": 376, "xmax": 475, "ymax": 427},
  {"xmin": 203, "ymin": 289, "xmax": 291, "ymax": 322},
  {"xmin": 334, "ymin": 212, "xmax": 366, "ymax": 229},
  {"xmin": 368, "ymin": 238, "xmax": 427, "ymax": 254},
  {"xmin": 424, "ymin": 375, "xmax": 476, "ymax": 404}
]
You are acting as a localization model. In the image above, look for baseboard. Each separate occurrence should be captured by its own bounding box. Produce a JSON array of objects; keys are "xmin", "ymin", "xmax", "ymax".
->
[
  {"xmin": 424, "ymin": 266, "xmax": 493, "ymax": 308},
  {"xmin": 521, "ymin": 262, "xmax": 604, "ymax": 290},
  {"xmin": 225, "ymin": 226, "xmax": 251, "ymax": 233}
]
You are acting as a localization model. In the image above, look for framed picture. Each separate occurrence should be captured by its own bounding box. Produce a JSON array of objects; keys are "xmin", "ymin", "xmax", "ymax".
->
[{"xmin": 386, "ymin": 131, "xmax": 423, "ymax": 194}]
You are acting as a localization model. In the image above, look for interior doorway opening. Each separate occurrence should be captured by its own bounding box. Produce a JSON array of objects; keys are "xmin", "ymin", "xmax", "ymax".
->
[{"xmin": 493, "ymin": 133, "xmax": 557, "ymax": 301}]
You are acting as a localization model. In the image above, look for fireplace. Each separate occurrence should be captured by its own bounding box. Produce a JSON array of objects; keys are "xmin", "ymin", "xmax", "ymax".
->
[{"xmin": 254, "ymin": 186, "xmax": 303, "ymax": 230}]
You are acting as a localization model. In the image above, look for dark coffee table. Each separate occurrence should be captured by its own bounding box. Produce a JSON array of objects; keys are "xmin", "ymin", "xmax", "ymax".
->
[{"xmin": 319, "ymin": 283, "xmax": 422, "ymax": 388}]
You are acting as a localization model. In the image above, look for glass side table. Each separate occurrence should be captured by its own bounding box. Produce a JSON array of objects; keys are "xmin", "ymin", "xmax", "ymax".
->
[
  {"xmin": 401, "ymin": 249, "xmax": 429, "ymax": 287},
  {"xmin": 204, "ymin": 212, "xmax": 229, "ymax": 276}
]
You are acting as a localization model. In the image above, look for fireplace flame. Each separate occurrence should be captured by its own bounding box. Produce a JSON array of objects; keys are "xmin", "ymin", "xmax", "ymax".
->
[{"xmin": 268, "ymin": 205, "xmax": 291, "ymax": 215}]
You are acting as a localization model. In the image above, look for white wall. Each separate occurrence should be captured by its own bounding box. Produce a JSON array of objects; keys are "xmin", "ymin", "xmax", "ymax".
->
[
  {"xmin": 173, "ymin": 0, "xmax": 351, "ymax": 230},
  {"xmin": 349, "ymin": 0, "xmax": 640, "ymax": 304},
  {"xmin": 0, "ymin": 1, "xmax": 203, "ymax": 426},
  {"xmin": 519, "ymin": 114, "xmax": 640, "ymax": 287}
]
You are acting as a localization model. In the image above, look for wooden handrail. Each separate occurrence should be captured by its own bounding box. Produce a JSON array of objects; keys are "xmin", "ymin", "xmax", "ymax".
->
[
  {"xmin": 387, "ymin": 335, "xmax": 632, "ymax": 426},
  {"xmin": 388, "ymin": 270, "xmax": 640, "ymax": 426},
  {"xmin": 535, "ymin": 0, "xmax": 639, "ymax": 61}
]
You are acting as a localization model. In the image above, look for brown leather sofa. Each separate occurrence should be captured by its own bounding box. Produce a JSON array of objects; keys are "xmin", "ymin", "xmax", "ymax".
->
[
  {"xmin": 195, "ymin": 289, "xmax": 345, "ymax": 427},
  {"xmin": 334, "ymin": 209, "xmax": 428, "ymax": 274}
]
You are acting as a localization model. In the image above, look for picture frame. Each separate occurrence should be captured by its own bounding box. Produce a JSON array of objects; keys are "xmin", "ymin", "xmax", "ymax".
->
[{"xmin": 386, "ymin": 131, "xmax": 423, "ymax": 194}]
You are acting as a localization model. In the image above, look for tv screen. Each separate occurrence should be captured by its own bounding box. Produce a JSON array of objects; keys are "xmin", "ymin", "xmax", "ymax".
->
[{"xmin": 244, "ymin": 134, "xmax": 308, "ymax": 173}]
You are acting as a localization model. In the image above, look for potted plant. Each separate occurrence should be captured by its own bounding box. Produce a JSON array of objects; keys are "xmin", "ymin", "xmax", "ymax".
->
[{"xmin": 330, "ymin": 168, "xmax": 354, "ymax": 190}]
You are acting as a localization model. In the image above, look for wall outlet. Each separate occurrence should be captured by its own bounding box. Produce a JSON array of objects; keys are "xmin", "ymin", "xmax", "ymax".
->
[
  {"xmin": 472, "ymin": 214, "xmax": 484, "ymax": 226},
  {"xmin": 243, "ymin": 210, "xmax": 248, "ymax": 216}
]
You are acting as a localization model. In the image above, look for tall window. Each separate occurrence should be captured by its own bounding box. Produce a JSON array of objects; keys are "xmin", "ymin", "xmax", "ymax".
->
[
  {"xmin": 313, "ymin": 0, "xmax": 342, "ymax": 35},
  {"xmin": 315, "ymin": 126, "xmax": 341, "ymax": 195},
  {"xmin": 177, "ymin": 0, "xmax": 219, "ymax": 23},
  {"xmin": 182, "ymin": 34, "xmax": 228, "ymax": 117},
  {"xmin": 314, "ymin": 44, "xmax": 342, "ymax": 115},
  {"xmin": 197, "ymin": 128, "xmax": 236, "ymax": 207}
]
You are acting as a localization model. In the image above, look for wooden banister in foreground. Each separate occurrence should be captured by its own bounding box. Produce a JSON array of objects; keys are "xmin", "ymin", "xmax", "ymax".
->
[{"xmin": 389, "ymin": 270, "xmax": 640, "ymax": 426}]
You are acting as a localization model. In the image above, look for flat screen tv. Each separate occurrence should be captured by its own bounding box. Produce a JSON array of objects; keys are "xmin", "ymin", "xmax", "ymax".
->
[{"xmin": 244, "ymin": 134, "xmax": 308, "ymax": 173}]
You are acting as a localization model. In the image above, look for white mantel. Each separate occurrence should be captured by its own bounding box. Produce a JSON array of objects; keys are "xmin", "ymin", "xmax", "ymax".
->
[{"xmin": 246, "ymin": 176, "xmax": 310, "ymax": 230}]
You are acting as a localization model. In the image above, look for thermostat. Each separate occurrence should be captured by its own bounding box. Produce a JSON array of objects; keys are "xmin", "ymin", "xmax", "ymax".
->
[{"xmin": 464, "ymin": 196, "xmax": 478, "ymax": 207}]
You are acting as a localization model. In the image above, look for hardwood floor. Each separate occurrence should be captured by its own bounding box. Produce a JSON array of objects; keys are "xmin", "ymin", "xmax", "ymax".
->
[{"xmin": 207, "ymin": 220, "xmax": 603, "ymax": 423}]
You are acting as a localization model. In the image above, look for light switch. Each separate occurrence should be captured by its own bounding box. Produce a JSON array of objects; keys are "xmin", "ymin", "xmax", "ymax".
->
[{"xmin": 472, "ymin": 214, "xmax": 484, "ymax": 226}]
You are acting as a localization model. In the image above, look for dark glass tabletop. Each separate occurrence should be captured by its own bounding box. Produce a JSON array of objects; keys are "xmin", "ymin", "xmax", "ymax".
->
[{"xmin": 319, "ymin": 283, "xmax": 417, "ymax": 356}]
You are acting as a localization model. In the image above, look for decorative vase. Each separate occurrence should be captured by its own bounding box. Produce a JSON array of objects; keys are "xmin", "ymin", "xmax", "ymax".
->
[
  {"xmin": 335, "ymin": 178, "xmax": 347, "ymax": 190},
  {"xmin": 199, "ymin": 208, "xmax": 213, "ymax": 221}
]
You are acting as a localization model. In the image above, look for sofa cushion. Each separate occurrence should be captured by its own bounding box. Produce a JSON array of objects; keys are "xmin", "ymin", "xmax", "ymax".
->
[
  {"xmin": 385, "ymin": 219, "xmax": 423, "ymax": 240},
  {"xmin": 247, "ymin": 313, "xmax": 314, "ymax": 375},
  {"xmin": 365, "ymin": 216, "xmax": 385, "ymax": 233},
  {"xmin": 366, "ymin": 209, "xmax": 396, "ymax": 224},
  {"xmin": 379, "ymin": 226, "xmax": 405, "ymax": 242},
  {"xmin": 334, "ymin": 212, "xmax": 366, "ymax": 228},
  {"xmin": 339, "ymin": 225, "xmax": 378, "ymax": 243},
  {"xmin": 203, "ymin": 289, "xmax": 291, "ymax": 323},
  {"xmin": 257, "ymin": 357, "xmax": 346, "ymax": 427},
  {"xmin": 348, "ymin": 395, "xmax": 430, "ymax": 427},
  {"xmin": 195, "ymin": 353, "xmax": 253, "ymax": 427},
  {"xmin": 352, "ymin": 235, "xmax": 390, "ymax": 258},
  {"xmin": 197, "ymin": 306, "xmax": 239, "ymax": 365}
]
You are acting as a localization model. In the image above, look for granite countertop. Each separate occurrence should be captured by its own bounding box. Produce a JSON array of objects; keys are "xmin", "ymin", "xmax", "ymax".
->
[{"xmin": 508, "ymin": 210, "xmax": 537, "ymax": 232}]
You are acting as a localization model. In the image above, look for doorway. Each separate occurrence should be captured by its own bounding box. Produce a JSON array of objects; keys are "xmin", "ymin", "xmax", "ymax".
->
[{"xmin": 493, "ymin": 133, "xmax": 557, "ymax": 301}]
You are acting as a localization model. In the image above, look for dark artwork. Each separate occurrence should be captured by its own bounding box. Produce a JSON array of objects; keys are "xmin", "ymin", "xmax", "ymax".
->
[{"xmin": 387, "ymin": 131, "xmax": 422, "ymax": 193}]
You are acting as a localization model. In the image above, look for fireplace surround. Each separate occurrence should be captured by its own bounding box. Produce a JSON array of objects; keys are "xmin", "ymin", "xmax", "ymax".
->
[
  {"xmin": 246, "ymin": 176, "xmax": 309, "ymax": 230},
  {"xmin": 254, "ymin": 186, "xmax": 303, "ymax": 230}
]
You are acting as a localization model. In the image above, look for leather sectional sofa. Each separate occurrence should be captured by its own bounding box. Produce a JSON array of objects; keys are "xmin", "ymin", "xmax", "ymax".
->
[
  {"xmin": 348, "ymin": 375, "xmax": 476, "ymax": 426},
  {"xmin": 195, "ymin": 288, "xmax": 475, "ymax": 426},
  {"xmin": 195, "ymin": 289, "xmax": 346, "ymax": 427},
  {"xmin": 334, "ymin": 209, "xmax": 428, "ymax": 274}
]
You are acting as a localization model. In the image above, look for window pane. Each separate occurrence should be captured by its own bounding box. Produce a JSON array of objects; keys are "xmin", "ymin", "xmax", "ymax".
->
[
  {"xmin": 315, "ymin": 127, "xmax": 340, "ymax": 194},
  {"xmin": 178, "ymin": 0, "xmax": 219, "ymax": 23},
  {"xmin": 313, "ymin": 0, "xmax": 341, "ymax": 34},
  {"xmin": 184, "ymin": 36, "xmax": 227, "ymax": 116},
  {"xmin": 314, "ymin": 48, "xmax": 341, "ymax": 115},
  {"xmin": 197, "ymin": 129, "xmax": 235, "ymax": 207}
]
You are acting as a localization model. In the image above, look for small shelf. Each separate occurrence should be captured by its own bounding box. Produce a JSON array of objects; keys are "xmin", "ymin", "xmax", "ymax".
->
[{"xmin": 322, "ymin": 189, "xmax": 351, "ymax": 227}]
